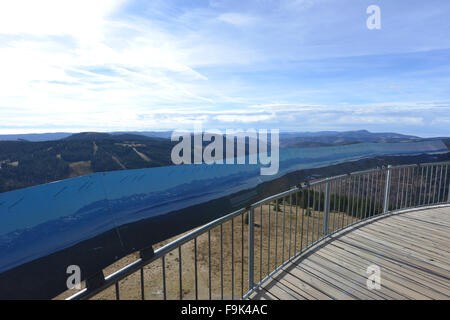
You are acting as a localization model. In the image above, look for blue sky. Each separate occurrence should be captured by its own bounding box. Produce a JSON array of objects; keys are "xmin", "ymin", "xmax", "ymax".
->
[{"xmin": 0, "ymin": 0, "xmax": 449, "ymax": 136}]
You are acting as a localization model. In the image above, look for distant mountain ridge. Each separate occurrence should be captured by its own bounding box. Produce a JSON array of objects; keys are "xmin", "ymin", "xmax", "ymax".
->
[
  {"xmin": 278, "ymin": 130, "xmax": 420, "ymax": 148},
  {"xmin": 0, "ymin": 129, "xmax": 420, "ymax": 142},
  {"xmin": 0, "ymin": 130, "xmax": 448, "ymax": 193}
]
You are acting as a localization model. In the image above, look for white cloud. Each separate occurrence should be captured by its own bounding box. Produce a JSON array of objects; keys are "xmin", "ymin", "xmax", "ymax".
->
[
  {"xmin": 0, "ymin": 0, "xmax": 449, "ymax": 137},
  {"xmin": 0, "ymin": 0, "xmax": 125, "ymax": 43},
  {"xmin": 217, "ymin": 13, "xmax": 258, "ymax": 26}
]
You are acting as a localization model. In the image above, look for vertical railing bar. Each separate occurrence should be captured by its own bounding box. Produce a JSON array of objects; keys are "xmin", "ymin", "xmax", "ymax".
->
[
  {"xmin": 428, "ymin": 165, "xmax": 434, "ymax": 205},
  {"xmin": 194, "ymin": 237, "xmax": 198, "ymax": 300},
  {"xmin": 338, "ymin": 178, "xmax": 343, "ymax": 228},
  {"xmin": 351, "ymin": 175, "xmax": 357, "ymax": 222},
  {"xmin": 306, "ymin": 188, "xmax": 311, "ymax": 247},
  {"xmin": 432, "ymin": 165, "xmax": 439, "ymax": 204},
  {"xmin": 241, "ymin": 213, "xmax": 244, "ymax": 300},
  {"xmin": 383, "ymin": 166, "xmax": 391, "ymax": 214},
  {"xmin": 311, "ymin": 186, "xmax": 316, "ymax": 244},
  {"xmin": 363, "ymin": 173, "xmax": 370, "ymax": 219},
  {"xmin": 378, "ymin": 169, "xmax": 384, "ymax": 214},
  {"xmin": 447, "ymin": 165, "xmax": 450, "ymax": 203},
  {"xmin": 409, "ymin": 166, "xmax": 415, "ymax": 208},
  {"xmin": 351, "ymin": 176, "xmax": 356, "ymax": 223},
  {"xmin": 426, "ymin": 165, "xmax": 433, "ymax": 205},
  {"xmin": 418, "ymin": 165, "xmax": 424, "ymax": 206},
  {"xmin": 288, "ymin": 194, "xmax": 293, "ymax": 259},
  {"xmin": 416, "ymin": 165, "xmax": 421, "ymax": 206},
  {"xmin": 415, "ymin": 165, "xmax": 420, "ymax": 206},
  {"xmin": 373, "ymin": 171, "xmax": 378, "ymax": 215},
  {"xmin": 400, "ymin": 167, "xmax": 405, "ymax": 209},
  {"xmin": 302, "ymin": 187, "xmax": 311, "ymax": 250},
  {"xmin": 423, "ymin": 165, "xmax": 429, "ymax": 205},
  {"xmin": 367, "ymin": 172, "xmax": 373, "ymax": 217},
  {"xmin": 178, "ymin": 246, "xmax": 182, "ymax": 300},
  {"xmin": 395, "ymin": 167, "xmax": 401, "ymax": 210},
  {"xmin": 267, "ymin": 202, "xmax": 271, "ymax": 275},
  {"xmin": 300, "ymin": 190, "xmax": 306, "ymax": 252},
  {"xmin": 368, "ymin": 172, "xmax": 372, "ymax": 214},
  {"xmin": 274, "ymin": 199, "xmax": 278, "ymax": 268},
  {"xmin": 360, "ymin": 174, "xmax": 365, "ymax": 218},
  {"xmin": 294, "ymin": 192, "xmax": 299, "ymax": 255},
  {"xmin": 231, "ymin": 219, "xmax": 234, "ymax": 300},
  {"xmin": 368, "ymin": 172, "xmax": 375, "ymax": 218},
  {"xmin": 162, "ymin": 256, "xmax": 167, "ymax": 300},
  {"xmin": 359, "ymin": 173, "xmax": 364, "ymax": 217},
  {"xmin": 412, "ymin": 166, "xmax": 417, "ymax": 207},
  {"xmin": 406, "ymin": 166, "xmax": 412, "ymax": 208},
  {"xmin": 317, "ymin": 184, "xmax": 322, "ymax": 240},
  {"xmin": 442, "ymin": 164, "xmax": 449, "ymax": 204},
  {"xmin": 248, "ymin": 209, "xmax": 255, "ymax": 293},
  {"xmin": 405, "ymin": 167, "xmax": 410, "ymax": 208},
  {"xmin": 220, "ymin": 224, "xmax": 223, "ymax": 300},
  {"xmin": 404, "ymin": 167, "xmax": 410, "ymax": 209},
  {"xmin": 332, "ymin": 179, "xmax": 337, "ymax": 232},
  {"xmin": 282, "ymin": 197, "xmax": 286, "ymax": 264},
  {"xmin": 430, "ymin": 165, "xmax": 436, "ymax": 205},
  {"xmin": 346, "ymin": 177, "xmax": 351, "ymax": 227},
  {"xmin": 378, "ymin": 170, "xmax": 383, "ymax": 214},
  {"xmin": 323, "ymin": 182, "xmax": 330, "ymax": 236},
  {"xmin": 208, "ymin": 230, "xmax": 211, "ymax": 300},
  {"xmin": 437, "ymin": 165, "xmax": 443, "ymax": 203},
  {"xmin": 260, "ymin": 205, "xmax": 263, "ymax": 282},
  {"xmin": 355, "ymin": 175, "xmax": 361, "ymax": 221},
  {"xmin": 428, "ymin": 165, "xmax": 434, "ymax": 206},
  {"xmin": 433, "ymin": 165, "xmax": 439, "ymax": 204},
  {"xmin": 115, "ymin": 281, "xmax": 120, "ymax": 300},
  {"xmin": 140, "ymin": 268, "xmax": 145, "ymax": 300}
]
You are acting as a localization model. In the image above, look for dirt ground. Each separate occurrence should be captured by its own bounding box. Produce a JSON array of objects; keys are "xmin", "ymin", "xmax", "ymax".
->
[{"xmin": 57, "ymin": 201, "xmax": 356, "ymax": 300}]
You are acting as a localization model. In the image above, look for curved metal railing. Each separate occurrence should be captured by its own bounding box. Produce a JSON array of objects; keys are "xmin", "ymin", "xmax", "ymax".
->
[{"xmin": 67, "ymin": 160, "xmax": 450, "ymax": 300}]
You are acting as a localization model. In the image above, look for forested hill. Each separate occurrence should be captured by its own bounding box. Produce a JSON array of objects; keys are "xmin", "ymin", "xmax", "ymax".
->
[
  {"xmin": 0, "ymin": 131, "xmax": 449, "ymax": 194},
  {"xmin": 0, "ymin": 133, "xmax": 175, "ymax": 193}
]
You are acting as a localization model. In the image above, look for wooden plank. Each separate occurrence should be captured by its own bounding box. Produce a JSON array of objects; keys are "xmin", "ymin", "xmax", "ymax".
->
[
  {"xmin": 322, "ymin": 241, "xmax": 450, "ymax": 297},
  {"xmin": 277, "ymin": 277, "xmax": 317, "ymax": 300},
  {"xmin": 285, "ymin": 264, "xmax": 356, "ymax": 300},
  {"xmin": 251, "ymin": 206, "xmax": 450, "ymax": 300},
  {"xmin": 373, "ymin": 219, "xmax": 450, "ymax": 250},
  {"xmin": 263, "ymin": 283, "xmax": 298, "ymax": 300},
  {"xmin": 346, "ymin": 228, "xmax": 450, "ymax": 273},
  {"xmin": 269, "ymin": 268, "xmax": 332, "ymax": 300},
  {"xmin": 317, "ymin": 245, "xmax": 428, "ymax": 299},
  {"xmin": 249, "ymin": 287, "xmax": 279, "ymax": 300},
  {"xmin": 297, "ymin": 256, "xmax": 387, "ymax": 299},
  {"xmin": 320, "ymin": 242, "xmax": 449, "ymax": 299},
  {"xmin": 309, "ymin": 249, "xmax": 409, "ymax": 299},
  {"xmin": 359, "ymin": 224, "xmax": 450, "ymax": 264},
  {"xmin": 386, "ymin": 215, "xmax": 450, "ymax": 238}
]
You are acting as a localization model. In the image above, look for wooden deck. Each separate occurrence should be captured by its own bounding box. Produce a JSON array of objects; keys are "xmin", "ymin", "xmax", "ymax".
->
[{"xmin": 250, "ymin": 205, "xmax": 450, "ymax": 300}]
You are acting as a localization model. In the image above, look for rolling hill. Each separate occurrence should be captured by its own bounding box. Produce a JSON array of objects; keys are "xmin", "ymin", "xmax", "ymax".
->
[{"xmin": 0, "ymin": 130, "xmax": 448, "ymax": 193}]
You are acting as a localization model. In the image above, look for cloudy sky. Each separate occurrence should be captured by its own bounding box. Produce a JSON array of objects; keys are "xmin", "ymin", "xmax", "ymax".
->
[{"xmin": 0, "ymin": 0, "xmax": 449, "ymax": 136}]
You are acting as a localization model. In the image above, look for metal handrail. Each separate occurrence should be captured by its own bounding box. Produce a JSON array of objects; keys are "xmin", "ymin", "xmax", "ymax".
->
[{"xmin": 67, "ymin": 160, "xmax": 450, "ymax": 300}]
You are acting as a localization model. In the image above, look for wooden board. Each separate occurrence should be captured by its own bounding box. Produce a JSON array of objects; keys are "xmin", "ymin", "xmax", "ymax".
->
[{"xmin": 252, "ymin": 206, "xmax": 450, "ymax": 300}]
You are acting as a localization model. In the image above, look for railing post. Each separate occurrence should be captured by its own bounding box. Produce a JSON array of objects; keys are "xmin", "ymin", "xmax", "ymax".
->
[
  {"xmin": 248, "ymin": 208, "xmax": 255, "ymax": 291},
  {"xmin": 447, "ymin": 180, "xmax": 450, "ymax": 204},
  {"xmin": 383, "ymin": 165, "xmax": 392, "ymax": 213},
  {"xmin": 323, "ymin": 182, "xmax": 331, "ymax": 236},
  {"xmin": 447, "ymin": 164, "xmax": 450, "ymax": 203}
]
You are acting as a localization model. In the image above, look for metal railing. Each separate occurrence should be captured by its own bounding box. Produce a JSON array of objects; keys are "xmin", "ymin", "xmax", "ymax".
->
[{"xmin": 67, "ymin": 161, "xmax": 450, "ymax": 300}]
